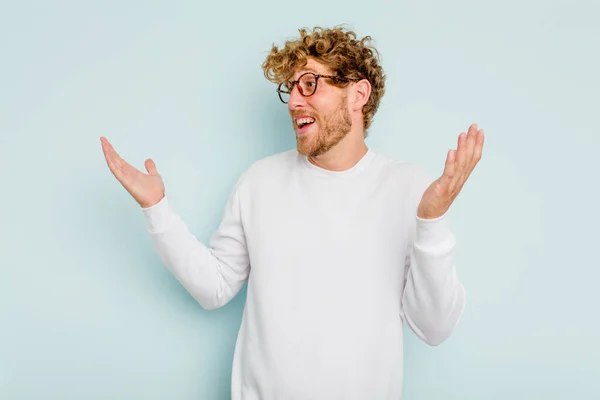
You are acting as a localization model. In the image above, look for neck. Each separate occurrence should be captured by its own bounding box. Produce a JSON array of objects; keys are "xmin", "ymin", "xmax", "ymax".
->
[{"xmin": 307, "ymin": 130, "xmax": 368, "ymax": 171}]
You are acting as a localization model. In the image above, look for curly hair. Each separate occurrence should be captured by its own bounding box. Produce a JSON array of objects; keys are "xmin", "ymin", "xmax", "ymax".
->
[{"xmin": 262, "ymin": 25, "xmax": 386, "ymax": 136}]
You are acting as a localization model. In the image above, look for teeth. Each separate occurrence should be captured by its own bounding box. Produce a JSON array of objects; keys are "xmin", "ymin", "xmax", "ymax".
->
[{"xmin": 296, "ymin": 117, "xmax": 315, "ymax": 127}]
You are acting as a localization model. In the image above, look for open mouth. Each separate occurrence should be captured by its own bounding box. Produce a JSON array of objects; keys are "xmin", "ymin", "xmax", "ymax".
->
[{"xmin": 296, "ymin": 116, "xmax": 316, "ymax": 133}]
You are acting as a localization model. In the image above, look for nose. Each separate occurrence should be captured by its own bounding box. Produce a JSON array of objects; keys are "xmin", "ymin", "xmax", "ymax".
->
[{"xmin": 287, "ymin": 85, "xmax": 307, "ymax": 111}]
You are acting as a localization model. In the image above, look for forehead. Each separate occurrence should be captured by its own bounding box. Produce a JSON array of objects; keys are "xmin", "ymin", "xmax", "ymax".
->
[{"xmin": 291, "ymin": 58, "xmax": 333, "ymax": 79}]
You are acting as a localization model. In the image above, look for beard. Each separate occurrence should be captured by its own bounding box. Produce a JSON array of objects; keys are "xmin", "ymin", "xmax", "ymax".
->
[{"xmin": 294, "ymin": 96, "xmax": 352, "ymax": 157}]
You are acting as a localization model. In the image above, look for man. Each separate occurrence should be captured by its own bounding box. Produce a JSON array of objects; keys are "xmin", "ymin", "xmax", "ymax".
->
[{"xmin": 101, "ymin": 26, "xmax": 484, "ymax": 399}]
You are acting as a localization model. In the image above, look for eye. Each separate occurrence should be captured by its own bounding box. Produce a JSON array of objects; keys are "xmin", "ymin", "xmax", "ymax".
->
[{"xmin": 280, "ymin": 82, "xmax": 293, "ymax": 93}]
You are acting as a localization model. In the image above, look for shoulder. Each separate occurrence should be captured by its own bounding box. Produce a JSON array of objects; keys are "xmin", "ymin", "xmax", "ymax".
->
[
  {"xmin": 248, "ymin": 149, "xmax": 298, "ymax": 173},
  {"xmin": 232, "ymin": 149, "xmax": 299, "ymax": 191},
  {"xmin": 372, "ymin": 151, "xmax": 433, "ymax": 187}
]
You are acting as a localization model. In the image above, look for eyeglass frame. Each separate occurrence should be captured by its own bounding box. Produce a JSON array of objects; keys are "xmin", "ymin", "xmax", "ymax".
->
[{"xmin": 276, "ymin": 72, "xmax": 356, "ymax": 104}]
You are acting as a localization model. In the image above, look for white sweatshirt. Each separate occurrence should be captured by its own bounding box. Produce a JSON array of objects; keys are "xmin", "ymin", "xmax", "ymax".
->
[{"xmin": 141, "ymin": 149, "xmax": 465, "ymax": 400}]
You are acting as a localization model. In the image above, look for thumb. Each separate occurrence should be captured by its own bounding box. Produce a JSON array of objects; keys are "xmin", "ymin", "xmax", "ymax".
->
[{"xmin": 144, "ymin": 158, "xmax": 159, "ymax": 176}]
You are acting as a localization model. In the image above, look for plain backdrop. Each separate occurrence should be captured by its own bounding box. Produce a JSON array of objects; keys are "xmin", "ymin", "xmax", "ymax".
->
[{"xmin": 1, "ymin": 0, "xmax": 598, "ymax": 398}]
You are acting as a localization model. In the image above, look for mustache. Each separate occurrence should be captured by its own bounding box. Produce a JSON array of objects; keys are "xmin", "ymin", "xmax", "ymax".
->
[{"xmin": 290, "ymin": 111, "xmax": 318, "ymax": 119}]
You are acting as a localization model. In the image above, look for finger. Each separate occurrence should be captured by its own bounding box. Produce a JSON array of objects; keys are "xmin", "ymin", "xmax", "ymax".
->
[
  {"xmin": 444, "ymin": 149, "xmax": 459, "ymax": 192},
  {"xmin": 461, "ymin": 129, "xmax": 485, "ymax": 184},
  {"xmin": 100, "ymin": 137, "xmax": 118, "ymax": 161},
  {"xmin": 455, "ymin": 132, "xmax": 468, "ymax": 174},
  {"xmin": 443, "ymin": 149, "xmax": 456, "ymax": 179},
  {"xmin": 100, "ymin": 137, "xmax": 121, "ymax": 175},
  {"xmin": 100, "ymin": 137, "xmax": 131, "ymax": 180},
  {"xmin": 465, "ymin": 123, "xmax": 478, "ymax": 163},
  {"xmin": 145, "ymin": 158, "xmax": 159, "ymax": 176},
  {"xmin": 466, "ymin": 129, "xmax": 484, "ymax": 172},
  {"xmin": 472, "ymin": 129, "xmax": 484, "ymax": 164},
  {"xmin": 461, "ymin": 124, "xmax": 478, "ymax": 176},
  {"xmin": 100, "ymin": 136, "xmax": 112, "ymax": 160}
]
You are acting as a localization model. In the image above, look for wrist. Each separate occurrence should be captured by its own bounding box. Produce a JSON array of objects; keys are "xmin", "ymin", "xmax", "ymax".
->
[
  {"xmin": 140, "ymin": 194, "xmax": 165, "ymax": 209},
  {"xmin": 417, "ymin": 205, "xmax": 449, "ymax": 220}
]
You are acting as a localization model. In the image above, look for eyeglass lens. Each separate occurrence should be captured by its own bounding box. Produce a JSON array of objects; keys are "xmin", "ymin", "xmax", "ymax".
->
[{"xmin": 279, "ymin": 74, "xmax": 318, "ymax": 103}]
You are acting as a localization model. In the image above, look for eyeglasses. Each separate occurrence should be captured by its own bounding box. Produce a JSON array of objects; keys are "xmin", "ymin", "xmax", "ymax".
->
[{"xmin": 277, "ymin": 72, "xmax": 353, "ymax": 104}]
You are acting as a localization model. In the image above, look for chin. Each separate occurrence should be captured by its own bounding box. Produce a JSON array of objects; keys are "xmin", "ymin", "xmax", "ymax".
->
[
  {"xmin": 296, "ymin": 134, "xmax": 316, "ymax": 155},
  {"xmin": 296, "ymin": 143, "xmax": 310, "ymax": 156}
]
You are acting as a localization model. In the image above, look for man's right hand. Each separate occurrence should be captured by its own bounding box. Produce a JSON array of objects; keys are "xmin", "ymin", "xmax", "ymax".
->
[{"xmin": 100, "ymin": 137, "xmax": 166, "ymax": 208}]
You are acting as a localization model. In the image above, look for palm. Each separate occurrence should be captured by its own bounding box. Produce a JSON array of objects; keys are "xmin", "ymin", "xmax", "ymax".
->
[
  {"xmin": 417, "ymin": 124, "xmax": 484, "ymax": 219},
  {"xmin": 100, "ymin": 137, "xmax": 165, "ymax": 208}
]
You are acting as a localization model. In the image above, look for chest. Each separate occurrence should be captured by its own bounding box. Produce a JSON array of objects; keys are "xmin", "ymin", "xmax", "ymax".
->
[{"xmin": 243, "ymin": 175, "xmax": 414, "ymax": 278}]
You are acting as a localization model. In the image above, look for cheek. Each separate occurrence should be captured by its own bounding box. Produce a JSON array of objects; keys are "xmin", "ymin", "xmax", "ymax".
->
[
  {"xmin": 306, "ymin": 100, "xmax": 332, "ymax": 120},
  {"xmin": 310, "ymin": 93, "xmax": 346, "ymax": 117}
]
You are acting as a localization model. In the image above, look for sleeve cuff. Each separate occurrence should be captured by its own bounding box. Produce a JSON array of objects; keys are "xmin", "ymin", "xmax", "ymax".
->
[
  {"xmin": 414, "ymin": 211, "xmax": 455, "ymax": 251},
  {"xmin": 141, "ymin": 195, "xmax": 176, "ymax": 233}
]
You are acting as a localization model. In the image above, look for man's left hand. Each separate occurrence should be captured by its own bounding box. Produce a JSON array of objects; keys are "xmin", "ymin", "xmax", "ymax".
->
[{"xmin": 417, "ymin": 123, "xmax": 485, "ymax": 220}]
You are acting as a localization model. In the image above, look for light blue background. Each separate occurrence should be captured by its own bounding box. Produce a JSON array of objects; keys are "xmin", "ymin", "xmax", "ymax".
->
[{"xmin": 1, "ymin": 0, "xmax": 598, "ymax": 398}]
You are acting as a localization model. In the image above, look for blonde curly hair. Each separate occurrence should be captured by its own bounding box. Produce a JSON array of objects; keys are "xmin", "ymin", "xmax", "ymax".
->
[{"xmin": 262, "ymin": 25, "xmax": 386, "ymax": 136}]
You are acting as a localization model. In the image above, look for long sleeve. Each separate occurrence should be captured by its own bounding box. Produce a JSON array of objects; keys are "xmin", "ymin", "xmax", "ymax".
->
[
  {"xmin": 400, "ymin": 168, "xmax": 466, "ymax": 346},
  {"xmin": 141, "ymin": 182, "xmax": 251, "ymax": 310}
]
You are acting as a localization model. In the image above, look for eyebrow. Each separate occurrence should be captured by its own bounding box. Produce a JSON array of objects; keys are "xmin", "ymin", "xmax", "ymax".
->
[
  {"xmin": 293, "ymin": 67, "xmax": 321, "ymax": 78},
  {"xmin": 299, "ymin": 67, "xmax": 319, "ymax": 73}
]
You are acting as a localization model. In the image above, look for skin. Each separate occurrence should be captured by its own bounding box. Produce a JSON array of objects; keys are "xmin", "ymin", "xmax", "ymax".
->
[
  {"xmin": 416, "ymin": 124, "xmax": 484, "ymax": 219},
  {"xmin": 100, "ymin": 137, "xmax": 164, "ymax": 209},
  {"xmin": 101, "ymin": 57, "xmax": 484, "ymax": 219},
  {"xmin": 285, "ymin": 57, "xmax": 485, "ymax": 219},
  {"xmin": 287, "ymin": 58, "xmax": 372, "ymax": 171}
]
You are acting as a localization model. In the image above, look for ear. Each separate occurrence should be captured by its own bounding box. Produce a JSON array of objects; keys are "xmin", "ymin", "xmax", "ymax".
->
[{"xmin": 350, "ymin": 79, "xmax": 372, "ymax": 112}]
